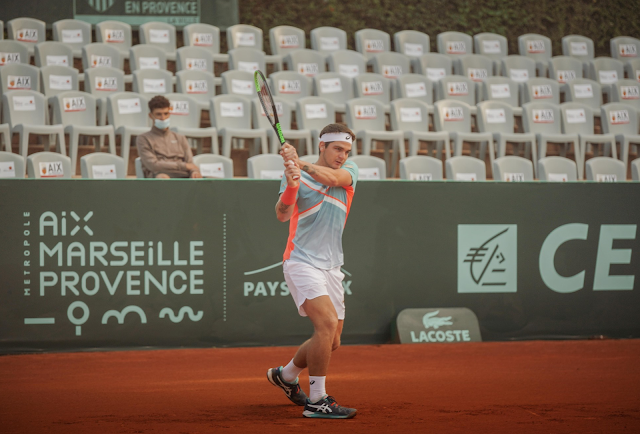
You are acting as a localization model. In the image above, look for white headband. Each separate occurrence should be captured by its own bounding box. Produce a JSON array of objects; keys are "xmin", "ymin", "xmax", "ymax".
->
[{"xmin": 319, "ymin": 132, "xmax": 353, "ymax": 144}]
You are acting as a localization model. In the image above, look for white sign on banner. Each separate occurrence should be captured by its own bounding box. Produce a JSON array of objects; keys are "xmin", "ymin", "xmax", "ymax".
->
[
  {"xmin": 220, "ymin": 102, "xmax": 244, "ymax": 117},
  {"xmin": 574, "ymin": 84, "xmax": 593, "ymax": 98},
  {"xmin": 358, "ymin": 167, "xmax": 381, "ymax": 180},
  {"xmin": 117, "ymin": 98, "xmax": 142, "ymax": 114},
  {"xmin": 169, "ymin": 100, "xmax": 189, "ymax": 116},
  {"xmin": 527, "ymin": 40, "xmax": 546, "ymax": 53},
  {"xmin": 619, "ymin": 44, "xmax": 637, "ymax": 57},
  {"xmin": 297, "ymin": 63, "xmax": 319, "ymax": 77},
  {"xmin": 105, "ymin": 29, "xmax": 125, "ymax": 43},
  {"xmin": 405, "ymin": 82, "xmax": 427, "ymax": 97},
  {"xmin": 365, "ymin": 39, "xmax": 385, "ymax": 53},
  {"xmin": 0, "ymin": 52, "xmax": 21, "ymax": 65},
  {"xmin": 556, "ymin": 70, "xmax": 576, "ymax": 83},
  {"xmin": 96, "ymin": 77, "xmax": 118, "ymax": 91},
  {"xmin": 13, "ymin": 96, "xmax": 36, "ymax": 111},
  {"xmin": 200, "ymin": 163, "xmax": 225, "ymax": 178},
  {"xmin": 596, "ymin": 174, "xmax": 617, "ymax": 182},
  {"xmin": 7, "ymin": 75, "xmax": 32, "ymax": 90},
  {"xmin": 565, "ymin": 108, "xmax": 587, "ymax": 124},
  {"xmin": 532, "ymin": 85, "xmax": 553, "ymax": 99},
  {"xmin": 426, "ymin": 68, "xmax": 446, "ymax": 81},
  {"xmin": 193, "ymin": 33, "xmax": 213, "ymax": 47},
  {"xmin": 485, "ymin": 108, "xmax": 506, "ymax": 123},
  {"xmin": 92, "ymin": 164, "xmax": 117, "ymax": 179},
  {"xmin": 383, "ymin": 65, "xmax": 403, "ymax": 78},
  {"xmin": 236, "ymin": 32, "xmax": 256, "ymax": 47},
  {"xmin": 410, "ymin": 173, "xmax": 432, "ymax": 181},
  {"xmin": 16, "ymin": 29, "xmax": 38, "ymax": 43},
  {"xmin": 362, "ymin": 81, "xmax": 384, "ymax": 95},
  {"xmin": 548, "ymin": 173, "xmax": 569, "ymax": 182},
  {"xmin": 46, "ymin": 55, "xmax": 69, "ymax": 66},
  {"xmin": 455, "ymin": 172, "xmax": 477, "ymax": 181},
  {"xmin": 0, "ymin": 161, "xmax": 17, "ymax": 178},
  {"xmin": 339, "ymin": 64, "xmax": 359, "ymax": 78},
  {"xmin": 468, "ymin": 68, "xmax": 488, "ymax": 82},
  {"xmin": 49, "ymin": 75, "xmax": 73, "ymax": 90},
  {"xmin": 490, "ymin": 84, "xmax": 511, "ymax": 98},
  {"xmin": 532, "ymin": 109, "xmax": 554, "ymax": 123},
  {"xmin": 446, "ymin": 41, "xmax": 466, "ymax": 54},
  {"xmin": 610, "ymin": 110, "xmax": 630, "ymax": 124},
  {"xmin": 620, "ymin": 85, "xmax": 640, "ymax": 99},
  {"xmin": 231, "ymin": 79, "xmax": 253, "ymax": 95},
  {"xmin": 570, "ymin": 42, "xmax": 588, "ymax": 56},
  {"xmin": 320, "ymin": 37, "xmax": 340, "ymax": 51},
  {"xmin": 238, "ymin": 61, "xmax": 259, "ymax": 72},
  {"xmin": 278, "ymin": 80, "xmax": 301, "ymax": 94},
  {"xmin": 62, "ymin": 30, "xmax": 83, "ymax": 44},
  {"xmin": 186, "ymin": 80, "xmax": 208, "ymax": 94},
  {"xmin": 320, "ymin": 78, "xmax": 342, "ymax": 94},
  {"xmin": 39, "ymin": 161, "xmax": 65, "ymax": 178},
  {"xmin": 443, "ymin": 107, "xmax": 464, "ymax": 121},
  {"xmin": 598, "ymin": 70, "xmax": 618, "ymax": 84},
  {"xmin": 279, "ymin": 35, "xmax": 300, "ymax": 49},
  {"xmin": 305, "ymin": 103, "xmax": 328, "ymax": 119},
  {"xmin": 186, "ymin": 58, "xmax": 208, "ymax": 71},
  {"xmin": 143, "ymin": 79, "xmax": 166, "ymax": 94},
  {"xmin": 91, "ymin": 55, "xmax": 112, "ymax": 68},
  {"xmin": 510, "ymin": 69, "xmax": 529, "ymax": 82},
  {"xmin": 149, "ymin": 29, "xmax": 170, "ymax": 43},
  {"xmin": 260, "ymin": 170, "xmax": 284, "ymax": 180},
  {"xmin": 447, "ymin": 82, "xmax": 468, "ymax": 96},
  {"xmin": 259, "ymin": 102, "xmax": 284, "ymax": 117},
  {"xmin": 504, "ymin": 172, "xmax": 525, "ymax": 182},
  {"xmin": 355, "ymin": 105, "xmax": 377, "ymax": 119},
  {"xmin": 403, "ymin": 43, "xmax": 423, "ymax": 56},
  {"xmin": 63, "ymin": 97, "xmax": 86, "ymax": 112},
  {"xmin": 400, "ymin": 107, "xmax": 422, "ymax": 122},
  {"xmin": 139, "ymin": 57, "xmax": 160, "ymax": 69},
  {"xmin": 482, "ymin": 40, "xmax": 501, "ymax": 54}
]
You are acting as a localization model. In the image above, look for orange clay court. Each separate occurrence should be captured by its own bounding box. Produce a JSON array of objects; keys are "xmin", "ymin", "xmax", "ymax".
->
[{"xmin": 2, "ymin": 340, "xmax": 639, "ymax": 434}]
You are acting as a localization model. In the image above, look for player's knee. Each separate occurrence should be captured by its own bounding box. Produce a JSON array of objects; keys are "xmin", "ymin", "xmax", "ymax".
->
[{"xmin": 316, "ymin": 316, "xmax": 338, "ymax": 337}]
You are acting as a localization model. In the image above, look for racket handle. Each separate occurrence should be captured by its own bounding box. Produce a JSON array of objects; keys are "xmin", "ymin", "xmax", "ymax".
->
[{"xmin": 286, "ymin": 160, "xmax": 300, "ymax": 180}]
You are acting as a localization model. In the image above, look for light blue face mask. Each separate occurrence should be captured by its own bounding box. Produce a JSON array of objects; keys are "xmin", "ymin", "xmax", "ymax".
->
[{"xmin": 154, "ymin": 118, "xmax": 170, "ymax": 129}]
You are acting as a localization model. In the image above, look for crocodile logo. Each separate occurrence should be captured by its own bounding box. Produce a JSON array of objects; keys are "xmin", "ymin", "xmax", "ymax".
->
[{"xmin": 422, "ymin": 311, "xmax": 453, "ymax": 329}]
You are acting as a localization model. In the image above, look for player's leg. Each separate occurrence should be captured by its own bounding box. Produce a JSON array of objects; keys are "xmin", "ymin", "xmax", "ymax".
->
[{"xmin": 290, "ymin": 318, "xmax": 343, "ymax": 371}]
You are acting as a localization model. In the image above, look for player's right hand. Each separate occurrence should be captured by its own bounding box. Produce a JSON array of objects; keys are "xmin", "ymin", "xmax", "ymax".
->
[{"xmin": 284, "ymin": 160, "xmax": 300, "ymax": 187}]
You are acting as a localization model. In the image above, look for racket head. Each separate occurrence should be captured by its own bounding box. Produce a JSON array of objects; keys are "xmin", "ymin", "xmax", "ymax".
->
[{"xmin": 254, "ymin": 70, "xmax": 286, "ymax": 145}]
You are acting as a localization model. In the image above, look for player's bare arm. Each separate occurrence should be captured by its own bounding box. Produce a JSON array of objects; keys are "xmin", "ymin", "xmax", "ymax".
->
[
  {"xmin": 275, "ymin": 160, "xmax": 301, "ymax": 222},
  {"xmin": 280, "ymin": 143, "xmax": 353, "ymax": 188}
]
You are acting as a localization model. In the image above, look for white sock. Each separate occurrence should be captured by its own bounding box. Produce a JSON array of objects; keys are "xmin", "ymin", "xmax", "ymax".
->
[
  {"xmin": 281, "ymin": 359, "xmax": 304, "ymax": 383},
  {"xmin": 309, "ymin": 376, "xmax": 326, "ymax": 403}
]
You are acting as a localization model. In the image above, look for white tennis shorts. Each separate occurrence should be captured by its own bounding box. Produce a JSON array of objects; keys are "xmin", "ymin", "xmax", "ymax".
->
[{"xmin": 283, "ymin": 260, "xmax": 346, "ymax": 320}]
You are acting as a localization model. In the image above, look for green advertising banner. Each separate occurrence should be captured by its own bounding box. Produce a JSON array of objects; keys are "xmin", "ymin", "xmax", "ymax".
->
[{"xmin": 0, "ymin": 180, "xmax": 639, "ymax": 353}]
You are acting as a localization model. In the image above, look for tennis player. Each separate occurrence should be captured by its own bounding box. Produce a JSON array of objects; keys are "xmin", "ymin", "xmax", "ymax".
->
[{"xmin": 267, "ymin": 123, "xmax": 359, "ymax": 419}]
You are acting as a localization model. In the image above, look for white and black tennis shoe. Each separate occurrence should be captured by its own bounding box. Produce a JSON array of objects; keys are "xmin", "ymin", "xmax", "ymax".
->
[
  {"xmin": 266, "ymin": 366, "xmax": 308, "ymax": 406},
  {"xmin": 302, "ymin": 395, "xmax": 357, "ymax": 419}
]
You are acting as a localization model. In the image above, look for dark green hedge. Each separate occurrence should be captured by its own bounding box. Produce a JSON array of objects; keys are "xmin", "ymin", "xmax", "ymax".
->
[{"xmin": 238, "ymin": 0, "xmax": 640, "ymax": 57}]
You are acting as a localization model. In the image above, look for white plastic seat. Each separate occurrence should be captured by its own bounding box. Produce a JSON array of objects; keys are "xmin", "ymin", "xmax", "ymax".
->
[
  {"xmin": 52, "ymin": 19, "xmax": 92, "ymax": 59},
  {"xmin": 269, "ymin": 25, "xmax": 306, "ymax": 65},
  {"xmin": 353, "ymin": 73, "xmax": 392, "ymax": 114},
  {"xmin": 393, "ymin": 30, "xmax": 430, "ymax": 60},
  {"xmin": 610, "ymin": 37, "xmax": 640, "ymax": 65},
  {"xmin": 588, "ymin": 57, "xmax": 624, "ymax": 101},
  {"xmin": 523, "ymin": 77, "xmax": 561, "ymax": 105},
  {"xmin": 445, "ymin": 155, "xmax": 486, "ymax": 181},
  {"xmin": 129, "ymin": 45, "xmax": 168, "ymax": 72},
  {"xmin": 413, "ymin": 53, "xmax": 453, "ymax": 85},
  {"xmin": 95, "ymin": 21, "xmax": 133, "ymax": 60},
  {"xmin": 34, "ymin": 42, "xmax": 73, "ymax": 68},
  {"xmin": 390, "ymin": 98, "xmax": 448, "ymax": 157},
  {"xmin": 0, "ymin": 64, "xmax": 41, "ymax": 99},
  {"xmin": 0, "ymin": 40, "xmax": 30, "ymax": 65},
  {"xmin": 473, "ymin": 33, "xmax": 508, "ymax": 75},
  {"xmin": 165, "ymin": 93, "xmax": 219, "ymax": 155},
  {"xmin": 586, "ymin": 157, "xmax": 626, "ymax": 182},
  {"xmin": 0, "ymin": 123, "xmax": 12, "ymax": 152},
  {"xmin": 562, "ymin": 35, "xmax": 595, "ymax": 76},
  {"xmin": 624, "ymin": 59, "xmax": 640, "ymax": 82},
  {"xmin": 350, "ymin": 155, "xmax": 386, "ymax": 180},
  {"xmin": 518, "ymin": 33, "xmax": 553, "ymax": 77},
  {"xmin": 7, "ymin": 18, "xmax": 46, "ymax": 56},
  {"xmin": 310, "ymin": 27, "xmax": 348, "ymax": 59},
  {"xmin": 220, "ymin": 70, "xmax": 256, "ymax": 101},
  {"xmin": 368, "ymin": 52, "xmax": 412, "ymax": 91},
  {"xmin": 312, "ymin": 72, "xmax": 353, "ymax": 114},
  {"xmin": 433, "ymin": 100, "xmax": 492, "ymax": 160},
  {"xmin": 247, "ymin": 154, "xmax": 284, "ymax": 179},
  {"xmin": 0, "ymin": 151, "xmax": 25, "ymax": 178},
  {"xmin": 80, "ymin": 152, "xmax": 126, "ymax": 179},
  {"xmin": 269, "ymin": 71, "xmax": 313, "ymax": 105},
  {"xmin": 611, "ymin": 79, "xmax": 640, "ymax": 111},
  {"xmin": 354, "ymin": 29, "xmax": 391, "ymax": 61},
  {"xmin": 296, "ymin": 96, "xmax": 337, "ymax": 153},
  {"xmin": 550, "ymin": 56, "xmax": 584, "ymax": 88},
  {"xmin": 284, "ymin": 49, "xmax": 327, "ymax": 79},
  {"xmin": 132, "ymin": 69, "xmax": 173, "ymax": 98},
  {"xmin": 41, "ymin": 65, "xmax": 80, "ymax": 104},
  {"xmin": 564, "ymin": 78, "xmax": 603, "ymax": 117},
  {"xmin": 538, "ymin": 156, "xmax": 578, "ymax": 181},
  {"xmin": 399, "ymin": 155, "xmax": 443, "ymax": 180},
  {"xmin": 251, "ymin": 98, "xmax": 312, "ymax": 154},
  {"xmin": 193, "ymin": 153, "xmax": 234, "ymax": 178},
  {"xmin": 482, "ymin": 76, "xmax": 522, "ymax": 116},
  {"xmin": 492, "ymin": 156, "xmax": 534, "ymax": 181},
  {"xmin": 227, "ymin": 24, "xmax": 281, "ymax": 71},
  {"xmin": 139, "ymin": 22, "xmax": 177, "ymax": 62},
  {"xmin": 176, "ymin": 70, "xmax": 217, "ymax": 111},
  {"xmin": 395, "ymin": 74, "xmax": 434, "ymax": 107},
  {"xmin": 631, "ymin": 158, "xmax": 640, "ymax": 181},
  {"xmin": 600, "ymin": 103, "xmax": 640, "ymax": 177},
  {"xmin": 106, "ymin": 92, "xmax": 150, "ymax": 170},
  {"xmin": 502, "ymin": 55, "xmax": 536, "ymax": 102},
  {"xmin": 83, "ymin": 43, "xmax": 128, "ymax": 84},
  {"xmin": 453, "ymin": 54, "xmax": 494, "ymax": 102},
  {"xmin": 210, "ymin": 94, "xmax": 268, "ymax": 158},
  {"xmin": 182, "ymin": 23, "xmax": 228, "ymax": 64},
  {"xmin": 134, "ymin": 157, "xmax": 144, "ymax": 178},
  {"xmin": 27, "ymin": 152, "xmax": 71, "ymax": 179},
  {"xmin": 437, "ymin": 32, "xmax": 473, "ymax": 59},
  {"xmin": 435, "ymin": 75, "xmax": 478, "ymax": 115},
  {"xmin": 228, "ymin": 48, "xmax": 266, "ymax": 73},
  {"xmin": 176, "ymin": 46, "xmax": 216, "ymax": 78},
  {"xmin": 327, "ymin": 50, "xmax": 367, "ymax": 79},
  {"xmin": 84, "ymin": 66, "xmax": 126, "ymax": 126}
]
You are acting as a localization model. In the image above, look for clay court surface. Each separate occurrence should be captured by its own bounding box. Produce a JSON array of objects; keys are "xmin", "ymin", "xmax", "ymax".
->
[{"xmin": 2, "ymin": 340, "xmax": 639, "ymax": 433}]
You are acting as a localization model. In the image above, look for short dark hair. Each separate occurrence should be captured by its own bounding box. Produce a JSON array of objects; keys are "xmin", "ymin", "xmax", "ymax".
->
[
  {"xmin": 148, "ymin": 95, "xmax": 171, "ymax": 112},
  {"xmin": 319, "ymin": 123, "xmax": 356, "ymax": 142}
]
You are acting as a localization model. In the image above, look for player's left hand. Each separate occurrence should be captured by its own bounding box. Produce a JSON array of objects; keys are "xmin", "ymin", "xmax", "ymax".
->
[{"xmin": 280, "ymin": 143, "xmax": 300, "ymax": 167}]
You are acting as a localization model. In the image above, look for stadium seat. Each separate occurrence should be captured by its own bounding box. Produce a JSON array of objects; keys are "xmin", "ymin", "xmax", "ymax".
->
[
  {"xmin": 610, "ymin": 36, "xmax": 640, "ymax": 65},
  {"xmin": 139, "ymin": 22, "xmax": 177, "ymax": 61},
  {"xmin": 95, "ymin": 21, "xmax": 133, "ymax": 60},
  {"xmin": 210, "ymin": 94, "xmax": 268, "ymax": 157},
  {"xmin": 0, "ymin": 21, "xmax": 3, "ymax": 41},
  {"xmin": 227, "ymin": 24, "xmax": 281, "ymax": 71},
  {"xmin": 27, "ymin": 152, "xmax": 71, "ymax": 179},
  {"xmin": 549, "ymin": 56, "xmax": 584, "ymax": 84},
  {"xmin": 0, "ymin": 151, "xmax": 25, "ymax": 178},
  {"xmin": 2, "ymin": 90, "xmax": 66, "ymax": 172},
  {"xmin": 350, "ymin": 155, "xmax": 386, "ymax": 180},
  {"xmin": 413, "ymin": 53, "xmax": 453, "ymax": 84},
  {"xmin": 312, "ymin": 72, "xmax": 353, "ymax": 114},
  {"xmin": 434, "ymin": 75, "xmax": 478, "ymax": 115},
  {"xmin": 623, "ymin": 58, "xmax": 640, "ymax": 82},
  {"xmin": 492, "ymin": 156, "xmax": 534, "ymax": 181},
  {"xmin": 586, "ymin": 157, "xmax": 626, "ymax": 181},
  {"xmin": 559, "ymin": 102, "xmax": 616, "ymax": 179},
  {"xmin": 106, "ymin": 92, "xmax": 150, "ymax": 169},
  {"xmin": 327, "ymin": 50, "xmax": 367, "ymax": 78},
  {"xmin": 284, "ymin": 49, "xmax": 327, "ymax": 79},
  {"xmin": 34, "ymin": 42, "xmax": 73, "ymax": 68},
  {"xmin": 561, "ymin": 35, "xmax": 595, "ymax": 76},
  {"xmin": 453, "ymin": 54, "xmax": 494, "ymax": 102},
  {"xmin": 563, "ymin": 78, "xmax": 603, "ymax": 117},
  {"xmin": 80, "ymin": 152, "xmax": 126, "ymax": 179},
  {"xmin": 393, "ymin": 30, "xmax": 430, "ymax": 60},
  {"xmin": 251, "ymin": 97, "xmax": 312, "ymax": 154},
  {"xmin": 394, "ymin": 74, "xmax": 434, "ymax": 107},
  {"xmin": 177, "ymin": 70, "xmax": 217, "ymax": 111},
  {"xmin": 481, "ymin": 76, "xmax": 522, "ymax": 116},
  {"xmin": 523, "ymin": 77, "xmax": 561, "ymax": 105},
  {"xmin": 399, "ymin": 155, "xmax": 443, "ymax": 180},
  {"xmin": 247, "ymin": 154, "xmax": 284, "ymax": 179},
  {"xmin": 518, "ymin": 33, "xmax": 553, "ymax": 77},
  {"xmin": 182, "ymin": 23, "xmax": 228, "ymax": 64},
  {"xmin": 129, "ymin": 45, "xmax": 168, "ymax": 72},
  {"xmin": 473, "ymin": 33, "xmax": 508, "ymax": 75},
  {"xmin": 501, "ymin": 55, "xmax": 536, "ymax": 103},
  {"xmin": 296, "ymin": 96, "xmax": 337, "ymax": 153},
  {"xmin": 193, "ymin": 153, "xmax": 234, "ymax": 178},
  {"xmin": 588, "ymin": 57, "xmax": 624, "ymax": 102},
  {"xmin": 84, "ymin": 66, "xmax": 126, "ymax": 126},
  {"xmin": 310, "ymin": 27, "xmax": 348, "ymax": 58},
  {"xmin": 83, "ymin": 43, "xmax": 129, "ymax": 85},
  {"xmin": 611, "ymin": 79, "xmax": 640, "ymax": 110},
  {"xmin": 1, "ymin": 64, "xmax": 41, "ymax": 97},
  {"xmin": 631, "ymin": 158, "xmax": 640, "ymax": 181},
  {"xmin": 269, "ymin": 25, "xmax": 306, "ymax": 67},
  {"xmin": 41, "ymin": 65, "xmax": 80, "ymax": 105},
  {"xmin": 522, "ymin": 101, "xmax": 580, "ymax": 178},
  {"xmin": 221, "ymin": 70, "xmax": 256, "ymax": 101},
  {"xmin": 0, "ymin": 40, "xmax": 30, "ymax": 65},
  {"xmin": 0, "ymin": 124, "xmax": 11, "ymax": 152},
  {"xmin": 134, "ymin": 157, "xmax": 143, "ymax": 178},
  {"xmin": 390, "ymin": 98, "xmax": 448, "ymax": 157},
  {"xmin": 7, "ymin": 18, "xmax": 46, "ymax": 56},
  {"xmin": 228, "ymin": 48, "xmax": 266, "ymax": 73},
  {"xmin": 368, "ymin": 52, "xmax": 411, "ymax": 87},
  {"xmin": 445, "ymin": 155, "xmax": 486, "ymax": 181},
  {"xmin": 537, "ymin": 156, "xmax": 578, "ymax": 181},
  {"xmin": 433, "ymin": 100, "xmax": 492, "ymax": 160},
  {"xmin": 132, "ymin": 69, "xmax": 173, "ymax": 98},
  {"xmin": 353, "ymin": 73, "xmax": 392, "ymax": 114},
  {"xmin": 299, "ymin": 154, "xmax": 319, "ymax": 164},
  {"xmin": 176, "ymin": 46, "xmax": 215, "ymax": 75},
  {"xmin": 354, "ymin": 29, "xmax": 391, "ymax": 61},
  {"xmin": 269, "ymin": 71, "xmax": 313, "ymax": 107},
  {"xmin": 476, "ymin": 100, "xmax": 535, "ymax": 172},
  {"xmin": 600, "ymin": 103, "xmax": 640, "ymax": 177},
  {"xmin": 52, "ymin": 19, "xmax": 92, "ymax": 59},
  {"xmin": 165, "ymin": 93, "xmax": 218, "ymax": 155},
  {"xmin": 437, "ymin": 32, "xmax": 473, "ymax": 59}
]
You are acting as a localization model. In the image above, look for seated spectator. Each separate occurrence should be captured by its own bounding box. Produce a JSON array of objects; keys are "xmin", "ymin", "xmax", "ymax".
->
[{"xmin": 136, "ymin": 95, "xmax": 202, "ymax": 179}]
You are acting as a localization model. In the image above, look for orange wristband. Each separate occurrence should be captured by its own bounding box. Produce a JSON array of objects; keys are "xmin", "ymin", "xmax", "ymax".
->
[{"xmin": 281, "ymin": 185, "xmax": 299, "ymax": 205}]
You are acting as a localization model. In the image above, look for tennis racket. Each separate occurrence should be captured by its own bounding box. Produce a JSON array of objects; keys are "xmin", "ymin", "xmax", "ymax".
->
[{"xmin": 254, "ymin": 70, "xmax": 299, "ymax": 180}]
